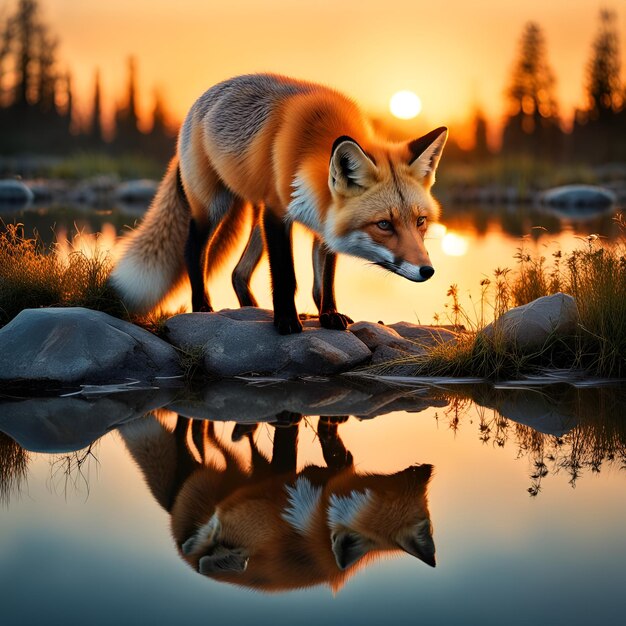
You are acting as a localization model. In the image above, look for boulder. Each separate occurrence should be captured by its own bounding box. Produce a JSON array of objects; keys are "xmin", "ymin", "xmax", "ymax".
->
[
  {"xmin": 348, "ymin": 321, "xmax": 439, "ymax": 370},
  {"xmin": 388, "ymin": 322, "xmax": 460, "ymax": 347},
  {"xmin": 0, "ymin": 307, "xmax": 182, "ymax": 388},
  {"xmin": 349, "ymin": 321, "xmax": 427, "ymax": 354},
  {"xmin": 0, "ymin": 179, "xmax": 34, "ymax": 207},
  {"xmin": 114, "ymin": 179, "xmax": 158, "ymax": 204},
  {"xmin": 165, "ymin": 310, "xmax": 371, "ymax": 378},
  {"xmin": 539, "ymin": 184, "xmax": 616, "ymax": 209},
  {"xmin": 480, "ymin": 293, "xmax": 579, "ymax": 351}
]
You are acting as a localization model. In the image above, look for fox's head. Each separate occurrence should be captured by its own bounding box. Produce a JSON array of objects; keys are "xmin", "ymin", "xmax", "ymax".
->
[{"xmin": 324, "ymin": 127, "xmax": 448, "ymax": 282}]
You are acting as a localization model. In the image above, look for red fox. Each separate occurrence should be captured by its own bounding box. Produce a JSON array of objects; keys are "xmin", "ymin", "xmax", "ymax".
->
[
  {"xmin": 229, "ymin": 204, "xmax": 332, "ymax": 317},
  {"xmin": 110, "ymin": 74, "xmax": 448, "ymax": 333},
  {"xmin": 119, "ymin": 413, "xmax": 436, "ymax": 593}
]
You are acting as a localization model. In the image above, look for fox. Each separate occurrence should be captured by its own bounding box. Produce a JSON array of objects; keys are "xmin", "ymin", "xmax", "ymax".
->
[
  {"xmin": 229, "ymin": 203, "xmax": 333, "ymax": 318},
  {"xmin": 109, "ymin": 73, "xmax": 448, "ymax": 334},
  {"xmin": 119, "ymin": 412, "xmax": 436, "ymax": 593},
  {"xmin": 225, "ymin": 205, "xmax": 341, "ymax": 322}
]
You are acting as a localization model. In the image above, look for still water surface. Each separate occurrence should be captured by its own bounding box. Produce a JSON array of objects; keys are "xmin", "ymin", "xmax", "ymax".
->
[
  {"xmin": 0, "ymin": 198, "xmax": 621, "ymax": 325},
  {"xmin": 1, "ymin": 381, "xmax": 625, "ymax": 626},
  {"xmin": 1, "ymin": 200, "xmax": 624, "ymax": 625}
]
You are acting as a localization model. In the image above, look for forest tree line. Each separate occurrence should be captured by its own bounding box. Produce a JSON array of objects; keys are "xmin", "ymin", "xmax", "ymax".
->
[
  {"xmin": 0, "ymin": 0, "xmax": 174, "ymax": 160},
  {"xmin": 1, "ymin": 1, "xmax": 625, "ymax": 165}
]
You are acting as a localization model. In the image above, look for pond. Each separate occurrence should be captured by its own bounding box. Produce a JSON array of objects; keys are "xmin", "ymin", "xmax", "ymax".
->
[
  {"xmin": 1, "ymin": 380, "xmax": 625, "ymax": 626},
  {"xmin": 0, "ymin": 197, "xmax": 621, "ymax": 325},
  {"xmin": 1, "ymin": 199, "xmax": 624, "ymax": 625}
]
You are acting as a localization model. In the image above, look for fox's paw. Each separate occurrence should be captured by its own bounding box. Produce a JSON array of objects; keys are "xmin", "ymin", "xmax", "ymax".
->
[
  {"xmin": 319, "ymin": 310, "xmax": 353, "ymax": 330},
  {"xmin": 274, "ymin": 313, "xmax": 303, "ymax": 335}
]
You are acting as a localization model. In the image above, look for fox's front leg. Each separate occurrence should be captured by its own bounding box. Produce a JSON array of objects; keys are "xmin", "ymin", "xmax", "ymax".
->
[
  {"xmin": 263, "ymin": 208, "xmax": 303, "ymax": 334},
  {"xmin": 313, "ymin": 240, "xmax": 353, "ymax": 330}
]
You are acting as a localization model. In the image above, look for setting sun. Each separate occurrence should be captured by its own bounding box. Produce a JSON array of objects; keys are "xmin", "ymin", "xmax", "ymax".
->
[
  {"xmin": 441, "ymin": 232, "xmax": 469, "ymax": 256},
  {"xmin": 389, "ymin": 90, "xmax": 422, "ymax": 120}
]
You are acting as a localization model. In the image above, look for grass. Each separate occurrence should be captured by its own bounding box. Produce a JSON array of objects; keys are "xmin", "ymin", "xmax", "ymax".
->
[
  {"xmin": 2, "ymin": 216, "xmax": 626, "ymax": 380},
  {"xmin": 375, "ymin": 213, "xmax": 626, "ymax": 379},
  {"xmin": 48, "ymin": 151, "xmax": 164, "ymax": 180},
  {"xmin": 437, "ymin": 155, "xmax": 599, "ymax": 196},
  {"xmin": 0, "ymin": 223, "xmax": 127, "ymax": 325}
]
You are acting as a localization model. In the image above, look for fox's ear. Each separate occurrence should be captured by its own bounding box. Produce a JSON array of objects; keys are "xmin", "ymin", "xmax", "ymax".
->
[
  {"xmin": 408, "ymin": 127, "xmax": 448, "ymax": 187},
  {"xmin": 331, "ymin": 530, "xmax": 373, "ymax": 571},
  {"xmin": 397, "ymin": 519, "xmax": 436, "ymax": 567},
  {"xmin": 329, "ymin": 136, "xmax": 377, "ymax": 196}
]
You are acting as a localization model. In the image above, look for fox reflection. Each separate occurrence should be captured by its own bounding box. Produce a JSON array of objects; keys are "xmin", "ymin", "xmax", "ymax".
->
[{"xmin": 119, "ymin": 412, "xmax": 435, "ymax": 592}]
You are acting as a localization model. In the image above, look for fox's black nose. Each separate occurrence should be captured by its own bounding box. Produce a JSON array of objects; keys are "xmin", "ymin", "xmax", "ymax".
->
[{"xmin": 420, "ymin": 265, "xmax": 435, "ymax": 280}]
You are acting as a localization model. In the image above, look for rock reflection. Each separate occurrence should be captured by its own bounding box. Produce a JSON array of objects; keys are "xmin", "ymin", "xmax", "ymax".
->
[
  {"xmin": 438, "ymin": 384, "xmax": 626, "ymax": 494},
  {"xmin": 1, "ymin": 380, "xmax": 625, "ymax": 516},
  {"xmin": 119, "ymin": 412, "xmax": 436, "ymax": 591}
]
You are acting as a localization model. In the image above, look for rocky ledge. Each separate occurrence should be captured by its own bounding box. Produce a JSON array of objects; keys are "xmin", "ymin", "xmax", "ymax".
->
[{"xmin": 0, "ymin": 293, "xmax": 579, "ymax": 390}]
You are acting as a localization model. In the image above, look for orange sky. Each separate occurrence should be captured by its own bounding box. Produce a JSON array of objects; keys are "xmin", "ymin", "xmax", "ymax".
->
[{"xmin": 31, "ymin": 0, "xmax": 626, "ymax": 146}]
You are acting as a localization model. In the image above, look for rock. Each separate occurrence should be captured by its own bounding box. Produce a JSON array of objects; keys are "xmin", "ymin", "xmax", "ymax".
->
[
  {"xmin": 0, "ymin": 179, "xmax": 34, "ymax": 207},
  {"xmin": 349, "ymin": 321, "xmax": 427, "ymax": 354},
  {"xmin": 539, "ymin": 184, "xmax": 616, "ymax": 209},
  {"xmin": 217, "ymin": 307, "xmax": 274, "ymax": 322},
  {"xmin": 348, "ymin": 321, "xmax": 431, "ymax": 369},
  {"xmin": 165, "ymin": 311, "xmax": 371, "ymax": 378},
  {"xmin": 0, "ymin": 307, "xmax": 182, "ymax": 388},
  {"xmin": 389, "ymin": 322, "xmax": 460, "ymax": 347},
  {"xmin": 480, "ymin": 293, "xmax": 579, "ymax": 351},
  {"xmin": 114, "ymin": 179, "xmax": 159, "ymax": 204}
]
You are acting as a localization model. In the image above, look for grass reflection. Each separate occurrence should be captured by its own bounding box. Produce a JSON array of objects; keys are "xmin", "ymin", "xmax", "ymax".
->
[{"xmin": 438, "ymin": 385, "xmax": 626, "ymax": 495}]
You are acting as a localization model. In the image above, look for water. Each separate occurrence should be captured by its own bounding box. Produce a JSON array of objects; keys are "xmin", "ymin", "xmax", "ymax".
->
[
  {"xmin": 0, "ymin": 197, "xmax": 621, "ymax": 325},
  {"xmin": 1, "ymin": 199, "xmax": 624, "ymax": 624},
  {"xmin": 1, "ymin": 381, "xmax": 625, "ymax": 626}
]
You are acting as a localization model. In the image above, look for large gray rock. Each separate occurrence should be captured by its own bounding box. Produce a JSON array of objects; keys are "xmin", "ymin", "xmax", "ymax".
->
[
  {"xmin": 349, "ymin": 321, "xmax": 427, "ymax": 355},
  {"xmin": 0, "ymin": 179, "xmax": 34, "ymax": 207},
  {"xmin": 349, "ymin": 321, "xmax": 448, "ymax": 372},
  {"xmin": 389, "ymin": 322, "xmax": 460, "ymax": 347},
  {"xmin": 0, "ymin": 307, "xmax": 182, "ymax": 388},
  {"xmin": 480, "ymin": 293, "xmax": 579, "ymax": 351},
  {"xmin": 539, "ymin": 184, "xmax": 616, "ymax": 209},
  {"xmin": 165, "ymin": 310, "xmax": 371, "ymax": 378}
]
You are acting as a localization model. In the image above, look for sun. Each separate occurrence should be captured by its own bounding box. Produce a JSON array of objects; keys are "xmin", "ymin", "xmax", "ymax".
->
[{"xmin": 389, "ymin": 90, "xmax": 422, "ymax": 119}]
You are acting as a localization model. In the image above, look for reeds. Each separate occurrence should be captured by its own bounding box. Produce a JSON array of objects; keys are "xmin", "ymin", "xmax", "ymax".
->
[
  {"xmin": 380, "ymin": 214, "xmax": 626, "ymax": 379},
  {"xmin": 0, "ymin": 223, "xmax": 126, "ymax": 325}
]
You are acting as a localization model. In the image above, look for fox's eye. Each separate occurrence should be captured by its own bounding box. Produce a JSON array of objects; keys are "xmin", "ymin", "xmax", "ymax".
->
[
  {"xmin": 417, "ymin": 216, "xmax": 427, "ymax": 228},
  {"xmin": 377, "ymin": 220, "xmax": 393, "ymax": 231}
]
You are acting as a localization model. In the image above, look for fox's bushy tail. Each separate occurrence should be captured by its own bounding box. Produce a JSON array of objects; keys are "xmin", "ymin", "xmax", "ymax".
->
[{"xmin": 109, "ymin": 157, "xmax": 190, "ymax": 313}]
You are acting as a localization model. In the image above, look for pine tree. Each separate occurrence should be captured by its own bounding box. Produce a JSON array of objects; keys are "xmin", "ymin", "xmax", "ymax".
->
[
  {"xmin": 502, "ymin": 22, "xmax": 561, "ymax": 156},
  {"xmin": 586, "ymin": 9, "xmax": 621, "ymax": 121},
  {"xmin": 472, "ymin": 108, "xmax": 490, "ymax": 160},
  {"xmin": 89, "ymin": 69, "xmax": 104, "ymax": 144},
  {"xmin": 114, "ymin": 55, "xmax": 143, "ymax": 151}
]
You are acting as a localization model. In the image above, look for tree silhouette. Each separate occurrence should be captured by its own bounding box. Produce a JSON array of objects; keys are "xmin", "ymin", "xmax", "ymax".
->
[
  {"xmin": 501, "ymin": 22, "xmax": 561, "ymax": 157},
  {"xmin": 586, "ymin": 9, "xmax": 621, "ymax": 121},
  {"xmin": 88, "ymin": 68, "xmax": 104, "ymax": 145},
  {"xmin": 472, "ymin": 108, "xmax": 490, "ymax": 160},
  {"xmin": 0, "ymin": 0, "xmax": 73, "ymax": 153},
  {"xmin": 114, "ymin": 56, "xmax": 143, "ymax": 152},
  {"xmin": 572, "ymin": 9, "xmax": 625, "ymax": 162}
]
